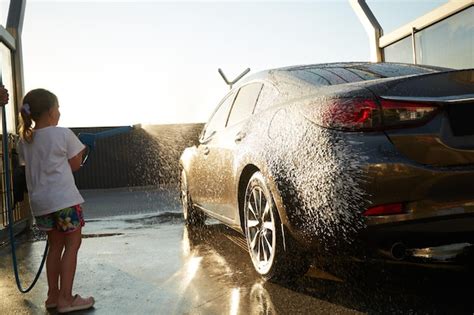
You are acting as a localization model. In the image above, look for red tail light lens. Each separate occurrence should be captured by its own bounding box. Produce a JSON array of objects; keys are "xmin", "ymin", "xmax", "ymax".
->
[
  {"xmin": 363, "ymin": 203, "xmax": 405, "ymax": 216},
  {"xmin": 320, "ymin": 99, "xmax": 382, "ymax": 131},
  {"xmin": 318, "ymin": 98, "xmax": 438, "ymax": 131},
  {"xmin": 380, "ymin": 99, "xmax": 438, "ymax": 129}
]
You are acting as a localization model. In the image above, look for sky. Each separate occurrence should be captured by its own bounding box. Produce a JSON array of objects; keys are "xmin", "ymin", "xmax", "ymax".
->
[{"xmin": 1, "ymin": 0, "xmax": 447, "ymax": 127}]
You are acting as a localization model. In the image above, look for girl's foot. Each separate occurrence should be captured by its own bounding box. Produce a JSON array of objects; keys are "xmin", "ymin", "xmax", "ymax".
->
[{"xmin": 57, "ymin": 294, "xmax": 95, "ymax": 313}]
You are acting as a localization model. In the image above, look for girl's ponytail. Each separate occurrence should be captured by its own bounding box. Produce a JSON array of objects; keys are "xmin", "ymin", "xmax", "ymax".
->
[
  {"xmin": 19, "ymin": 104, "xmax": 33, "ymax": 143},
  {"xmin": 18, "ymin": 89, "xmax": 58, "ymax": 143}
]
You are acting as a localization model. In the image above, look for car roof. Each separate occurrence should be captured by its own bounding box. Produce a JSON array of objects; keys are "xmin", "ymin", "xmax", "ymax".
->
[
  {"xmin": 271, "ymin": 61, "xmax": 449, "ymax": 73},
  {"xmin": 237, "ymin": 61, "xmax": 450, "ymax": 87}
]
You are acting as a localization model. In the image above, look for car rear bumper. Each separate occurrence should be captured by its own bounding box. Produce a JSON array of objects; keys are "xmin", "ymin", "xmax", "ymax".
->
[
  {"xmin": 284, "ymin": 212, "xmax": 474, "ymax": 254},
  {"xmin": 362, "ymin": 212, "xmax": 474, "ymax": 248},
  {"xmin": 282, "ymin": 212, "xmax": 474, "ymax": 265}
]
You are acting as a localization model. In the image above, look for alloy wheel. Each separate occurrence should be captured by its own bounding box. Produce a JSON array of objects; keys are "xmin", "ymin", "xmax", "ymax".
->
[{"xmin": 245, "ymin": 183, "xmax": 276, "ymax": 275}]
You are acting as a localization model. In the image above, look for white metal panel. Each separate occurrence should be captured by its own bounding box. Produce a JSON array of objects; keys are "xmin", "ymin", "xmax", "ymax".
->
[{"xmin": 380, "ymin": 0, "xmax": 474, "ymax": 48}]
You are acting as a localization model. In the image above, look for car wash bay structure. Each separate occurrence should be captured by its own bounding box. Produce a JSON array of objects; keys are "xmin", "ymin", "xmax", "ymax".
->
[{"xmin": 0, "ymin": 0, "xmax": 28, "ymax": 243}]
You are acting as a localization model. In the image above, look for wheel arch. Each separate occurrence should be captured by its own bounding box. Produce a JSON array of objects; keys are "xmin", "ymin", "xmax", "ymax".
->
[
  {"xmin": 179, "ymin": 146, "xmax": 197, "ymax": 174},
  {"xmin": 237, "ymin": 164, "xmax": 290, "ymax": 250}
]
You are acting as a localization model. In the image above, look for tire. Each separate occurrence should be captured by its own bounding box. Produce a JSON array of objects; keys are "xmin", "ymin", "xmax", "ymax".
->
[
  {"xmin": 180, "ymin": 169, "xmax": 205, "ymax": 226},
  {"xmin": 244, "ymin": 171, "xmax": 309, "ymax": 282}
]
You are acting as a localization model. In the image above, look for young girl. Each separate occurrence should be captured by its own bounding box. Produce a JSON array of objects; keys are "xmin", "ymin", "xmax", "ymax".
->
[{"xmin": 18, "ymin": 89, "xmax": 95, "ymax": 313}]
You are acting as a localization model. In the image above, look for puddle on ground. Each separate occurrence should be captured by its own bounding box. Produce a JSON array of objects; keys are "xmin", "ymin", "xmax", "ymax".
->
[
  {"xmin": 123, "ymin": 212, "xmax": 183, "ymax": 225},
  {"xmin": 82, "ymin": 232, "xmax": 124, "ymax": 238}
]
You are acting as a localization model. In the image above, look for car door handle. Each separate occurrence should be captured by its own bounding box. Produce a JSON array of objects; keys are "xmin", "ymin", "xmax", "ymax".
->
[
  {"xmin": 203, "ymin": 146, "xmax": 210, "ymax": 155},
  {"xmin": 235, "ymin": 132, "xmax": 246, "ymax": 143}
]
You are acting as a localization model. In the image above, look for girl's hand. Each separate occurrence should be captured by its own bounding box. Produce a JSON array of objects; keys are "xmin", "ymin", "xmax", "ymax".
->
[
  {"xmin": 68, "ymin": 148, "xmax": 86, "ymax": 172},
  {"xmin": 0, "ymin": 86, "xmax": 9, "ymax": 106}
]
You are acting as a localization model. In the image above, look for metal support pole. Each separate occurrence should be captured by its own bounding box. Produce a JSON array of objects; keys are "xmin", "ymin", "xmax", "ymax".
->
[
  {"xmin": 411, "ymin": 27, "xmax": 418, "ymax": 64},
  {"xmin": 5, "ymin": 0, "xmax": 29, "ymax": 228},
  {"xmin": 6, "ymin": 0, "xmax": 27, "ymax": 126},
  {"xmin": 349, "ymin": 0, "xmax": 384, "ymax": 62}
]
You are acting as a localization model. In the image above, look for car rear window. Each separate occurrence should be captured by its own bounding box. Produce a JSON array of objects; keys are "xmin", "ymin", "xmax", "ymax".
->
[
  {"xmin": 288, "ymin": 69, "xmax": 331, "ymax": 86},
  {"xmin": 352, "ymin": 63, "xmax": 441, "ymax": 79},
  {"xmin": 287, "ymin": 63, "xmax": 445, "ymax": 86}
]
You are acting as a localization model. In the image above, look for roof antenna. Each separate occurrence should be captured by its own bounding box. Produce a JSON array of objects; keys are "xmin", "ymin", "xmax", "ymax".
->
[{"xmin": 218, "ymin": 68, "xmax": 251, "ymax": 89}]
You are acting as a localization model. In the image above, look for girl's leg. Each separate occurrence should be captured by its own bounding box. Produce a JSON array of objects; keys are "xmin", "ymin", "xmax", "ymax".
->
[
  {"xmin": 57, "ymin": 227, "xmax": 82, "ymax": 306},
  {"xmin": 46, "ymin": 229, "xmax": 65, "ymax": 306}
]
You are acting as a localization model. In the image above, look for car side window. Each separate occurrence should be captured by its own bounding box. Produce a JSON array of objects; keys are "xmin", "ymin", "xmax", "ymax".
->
[
  {"xmin": 202, "ymin": 92, "xmax": 236, "ymax": 140},
  {"xmin": 226, "ymin": 83, "xmax": 263, "ymax": 127},
  {"xmin": 253, "ymin": 83, "xmax": 279, "ymax": 113}
]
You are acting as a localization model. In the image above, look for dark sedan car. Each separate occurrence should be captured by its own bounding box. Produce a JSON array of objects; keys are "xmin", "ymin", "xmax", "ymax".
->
[{"xmin": 180, "ymin": 62, "xmax": 474, "ymax": 280}]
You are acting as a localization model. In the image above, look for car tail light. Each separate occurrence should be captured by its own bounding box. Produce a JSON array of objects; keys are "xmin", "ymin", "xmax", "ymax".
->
[
  {"xmin": 380, "ymin": 99, "xmax": 438, "ymax": 129},
  {"xmin": 318, "ymin": 98, "xmax": 438, "ymax": 131},
  {"xmin": 363, "ymin": 203, "xmax": 406, "ymax": 216},
  {"xmin": 320, "ymin": 99, "xmax": 382, "ymax": 131}
]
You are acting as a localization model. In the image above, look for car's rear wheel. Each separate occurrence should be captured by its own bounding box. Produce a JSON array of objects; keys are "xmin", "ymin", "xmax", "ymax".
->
[
  {"xmin": 244, "ymin": 171, "xmax": 309, "ymax": 281},
  {"xmin": 181, "ymin": 169, "xmax": 205, "ymax": 226}
]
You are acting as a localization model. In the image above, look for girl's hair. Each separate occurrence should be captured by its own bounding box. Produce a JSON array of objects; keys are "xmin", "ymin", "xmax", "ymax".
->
[{"xmin": 19, "ymin": 89, "xmax": 58, "ymax": 143}]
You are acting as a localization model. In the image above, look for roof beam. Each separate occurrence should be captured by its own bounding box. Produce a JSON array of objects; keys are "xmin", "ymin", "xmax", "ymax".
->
[{"xmin": 349, "ymin": 0, "xmax": 384, "ymax": 62}]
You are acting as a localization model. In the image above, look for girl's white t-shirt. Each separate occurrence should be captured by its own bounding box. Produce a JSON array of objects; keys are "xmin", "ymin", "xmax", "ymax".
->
[{"xmin": 18, "ymin": 126, "xmax": 85, "ymax": 216}]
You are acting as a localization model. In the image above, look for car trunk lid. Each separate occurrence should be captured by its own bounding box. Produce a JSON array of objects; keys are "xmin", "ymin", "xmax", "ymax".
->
[{"xmin": 369, "ymin": 69, "xmax": 474, "ymax": 167}]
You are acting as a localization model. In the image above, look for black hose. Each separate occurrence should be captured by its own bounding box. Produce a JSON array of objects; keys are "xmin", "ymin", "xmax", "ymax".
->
[{"xmin": 3, "ymin": 105, "xmax": 48, "ymax": 293}]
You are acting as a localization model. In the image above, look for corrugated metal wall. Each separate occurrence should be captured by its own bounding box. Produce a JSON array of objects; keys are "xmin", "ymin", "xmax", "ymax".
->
[{"xmin": 71, "ymin": 123, "xmax": 203, "ymax": 189}]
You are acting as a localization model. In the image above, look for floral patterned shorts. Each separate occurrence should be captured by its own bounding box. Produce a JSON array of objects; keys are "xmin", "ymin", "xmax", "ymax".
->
[{"xmin": 35, "ymin": 205, "xmax": 84, "ymax": 233}]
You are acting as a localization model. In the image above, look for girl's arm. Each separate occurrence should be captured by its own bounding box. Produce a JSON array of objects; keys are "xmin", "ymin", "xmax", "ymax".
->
[{"xmin": 68, "ymin": 148, "xmax": 85, "ymax": 172}]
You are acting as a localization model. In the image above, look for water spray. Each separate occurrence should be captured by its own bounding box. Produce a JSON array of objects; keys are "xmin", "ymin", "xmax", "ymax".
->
[{"xmin": 236, "ymin": 102, "xmax": 369, "ymax": 252}]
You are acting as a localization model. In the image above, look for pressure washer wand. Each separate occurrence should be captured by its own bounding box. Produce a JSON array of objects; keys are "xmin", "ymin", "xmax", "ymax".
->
[{"xmin": 78, "ymin": 124, "xmax": 141, "ymax": 166}]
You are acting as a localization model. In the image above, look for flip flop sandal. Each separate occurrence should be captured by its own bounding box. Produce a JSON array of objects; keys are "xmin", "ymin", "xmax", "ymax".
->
[
  {"xmin": 45, "ymin": 302, "xmax": 57, "ymax": 309},
  {"xmin": 57, "ymin": 294, "xmax": 95, "ymax": 313}
]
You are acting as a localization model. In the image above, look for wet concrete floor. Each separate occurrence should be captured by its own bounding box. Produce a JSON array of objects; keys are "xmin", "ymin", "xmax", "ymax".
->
[{"xmin": 1, "ymin": 188, "xmax": 474, "ymax": 314}]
